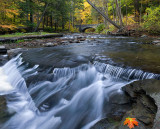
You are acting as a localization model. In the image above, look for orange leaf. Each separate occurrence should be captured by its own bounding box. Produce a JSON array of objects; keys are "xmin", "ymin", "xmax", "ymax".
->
[{"xmin": 124, "ymin": 118, "xmax": 139, "ymax": 129}]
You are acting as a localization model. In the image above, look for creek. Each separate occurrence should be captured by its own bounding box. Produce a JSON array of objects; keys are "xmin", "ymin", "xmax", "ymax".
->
[{"xmin": 0, "ymin": 34, "xmax": 160, "ymax": 129}]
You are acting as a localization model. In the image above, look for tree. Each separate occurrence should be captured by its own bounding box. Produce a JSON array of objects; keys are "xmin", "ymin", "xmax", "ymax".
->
[{"xmin": 86, "ymin": 0, "xmax": 122, "ymax": 29}]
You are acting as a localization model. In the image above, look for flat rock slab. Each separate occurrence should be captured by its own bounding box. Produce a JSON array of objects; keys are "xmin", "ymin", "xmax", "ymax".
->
[{"xmin": 0, "ymin": 46, "xmax": 7, "ymax": 54}]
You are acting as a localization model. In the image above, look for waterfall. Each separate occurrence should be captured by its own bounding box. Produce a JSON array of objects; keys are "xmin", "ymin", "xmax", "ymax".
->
[
  {"xmin": 94, "ymin": 61, "xmax": 160, "ymax": 80},
  {"xmin": 0, "ymin": 55, "xmax": 159, "ymax": 129}
]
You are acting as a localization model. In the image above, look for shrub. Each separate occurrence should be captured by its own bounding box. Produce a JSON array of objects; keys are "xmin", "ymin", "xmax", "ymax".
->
[
  {"xmin": 95, "ymin": 24, "xmax": 105, "ymax": 33},
  {"xmin": 64, "ymin": 22, "xmax": 79, "ymax": 33},
  {"xmin": 143, "ymin": 5, "xmax": 160, "ymax": 34}
]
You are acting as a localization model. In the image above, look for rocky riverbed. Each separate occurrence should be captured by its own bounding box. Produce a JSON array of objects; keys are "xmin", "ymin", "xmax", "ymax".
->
[{"xmin": 0, "ymin": 34, "xmax": 160, "ymax": 129}]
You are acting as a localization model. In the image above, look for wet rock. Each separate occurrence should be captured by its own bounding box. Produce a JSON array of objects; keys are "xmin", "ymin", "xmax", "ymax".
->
[
  {"xmin": 118, "ymin": 112, "xmax": 147, "ymax": 129},
  {"xmin": 109, "ymin": 91, "xmax": 130, "ymax": 105},
  {"xmin": 152, "ymin": 40, "xmax": 160, "ymax": 46},
  {"xmin": 92, "ymin": 79, "xmax": 159, "ymax": 129},
  {"xmin": 121, "ymin": 79, "xmax": 159, "ymax": 128},
  {"xmin": 79, "ymin": 38, "xmax": 86, "ymax": 41},
  {"xmin": 0, "ymin": 96, "xmax": 8, "ymax": 126},
  {"xmin": 7, "ymin": 48, "xmax": 28, "ymax": 59},
  {"xmin": 43, "ymin": 42, "xmax": 58, "ymax": 47},
  {"xmin": 0, "ymin": 46, "xmax": 7, "ymax": 54},
  {"xmin": 69, "ymin": 40, "xmax": 80, "ymax": 43},
  {"xmin": 0, "ymin": 55, "xmax": 8, "ymax": 66},
  {"xmin": 61, "ymin": 40, "xmax": 70, "ymax": 44},
  {"xmin": 141, "ymin": 35, "xmax": 148, "ymax": 38},
  {"xmin": 90, "ymin": 118, "xmax": 119, "ymax": 129},
  {"xmin": 152, "ymin": 40, "xmax": 160, "ymax": 44}
]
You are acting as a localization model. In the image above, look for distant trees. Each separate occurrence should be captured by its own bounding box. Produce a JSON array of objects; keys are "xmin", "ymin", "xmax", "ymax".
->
[
  {"xmin": 0, "ymin": 0, "xmax": 160, "ymax": 34},
  {"xmin": 0, "ymin": 0, "xmax": 19, "ymax": 30},
  {"xmin": 0, "ymin": 0, "xmax": 83, "ymax": 32},
  {"xmin": 85, "ymin": 0, "xmax": 160, "ymax": 33}
]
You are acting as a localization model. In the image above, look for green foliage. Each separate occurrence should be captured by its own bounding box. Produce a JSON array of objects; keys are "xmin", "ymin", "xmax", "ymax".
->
[
  {"xmin": 95, "ymin": 24, "xmax": 105, "ymax": 33},
  {"xmin": 101, "ymin": 26, "xmax": 116, "ymax": 34},
  {"xmin": 25, "ymin": 21, "xmax": 36, "ymax": 28},
  {"xmin": 44, "ymin": 27, "xmax": 54, "ymax": 33},
  {"xmin": 143, "ymin": 5, "xmax": 160, "ymax": 34},
  {"xmin": 16, "ymin": 39, "xmax": 25, "ymax": 43}
]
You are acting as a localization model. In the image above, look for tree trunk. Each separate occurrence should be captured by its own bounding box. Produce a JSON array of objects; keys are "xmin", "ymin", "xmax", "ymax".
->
[
  {"xmin": 126, "ymin": 2, "xmax": 128, "ymax": 26},
  {"xmin": 62, "ymin": 18, "xmax": 64, "ymax": 30},
  {"xmin": 134, "ymin": 0, "xmax": 140, "ymax": 23},
  {"xmin": 140, "ymin": 0, "xmax": 142, "ymax": 25},
  {"xmin": 46, "ymin": 15, "xmax": 49, "ymax": 27},
  {"xmin": 86, "ymin": 0, "xmax": 122, "ymax": 29},
  {"xmin": 43, "ymin": 15, "xmax": 45, "ymax": 29},
  {"xmin": 55, "ymin": 21, "xmax": 57, "ymax": 32},
  {"xmin": 115, "ymin": 0, "xmax": 123, "ymax": 26},
  {"xmin": 112, "ymin": 2, "xmax": 115, "ymax": 22},
  {"xmin": 29, "ymin": 0, "xmax": 34, "ymax": 24},
  {"xmin": 34, "ymin": 3, "xmax": 49, "ymax": 32}
]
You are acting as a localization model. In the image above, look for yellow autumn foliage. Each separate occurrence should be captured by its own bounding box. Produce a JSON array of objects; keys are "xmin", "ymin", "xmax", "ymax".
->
[{"xmin": 64, "ymin": 22, "xmax": 79, "ymax": 33}]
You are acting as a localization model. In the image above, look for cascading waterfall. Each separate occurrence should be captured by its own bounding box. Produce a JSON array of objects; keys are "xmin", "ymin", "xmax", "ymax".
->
[{"xmin": 0, "ymin": 55, "xmax": 159, "ymax": 129}]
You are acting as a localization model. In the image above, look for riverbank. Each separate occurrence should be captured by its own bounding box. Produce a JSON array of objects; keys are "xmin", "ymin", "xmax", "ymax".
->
[{"xmin": 0, "ymin": 33, "xmax": 63, "ymax": 43}]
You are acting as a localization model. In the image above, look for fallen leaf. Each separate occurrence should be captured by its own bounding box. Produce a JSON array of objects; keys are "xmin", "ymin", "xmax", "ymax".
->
[{"xmin": 124, "ymin": 118, "xmax": 139, "ymax": 129}]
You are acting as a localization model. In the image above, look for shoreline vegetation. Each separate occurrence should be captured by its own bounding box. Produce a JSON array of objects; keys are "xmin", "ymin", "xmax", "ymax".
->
[{"xmin": 0, "ymin": 0, "xmax": 160, "ymax": 37}]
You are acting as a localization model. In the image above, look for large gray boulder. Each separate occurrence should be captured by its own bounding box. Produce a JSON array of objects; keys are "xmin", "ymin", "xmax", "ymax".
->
[
  {"xmin": 91, "ymin": 79, "xmax": 160, "ymax": 129},
  {"xmin": 120, "ymin": 79, "xmax": 160, "ymax": 129}
]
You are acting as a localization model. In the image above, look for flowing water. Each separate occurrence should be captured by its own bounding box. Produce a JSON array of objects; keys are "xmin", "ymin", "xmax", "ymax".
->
[{"xmin": 0, "ymin": 34, "xmax": 160, "ymax": 129}]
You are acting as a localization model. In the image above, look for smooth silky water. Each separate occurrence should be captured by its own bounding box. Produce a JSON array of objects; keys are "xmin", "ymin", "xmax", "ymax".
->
[{"xmin": 0, "ymin": 34, "xmax": 160, "ymax": 129}]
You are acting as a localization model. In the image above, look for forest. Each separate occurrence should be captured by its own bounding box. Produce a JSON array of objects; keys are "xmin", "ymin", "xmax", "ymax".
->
[{"xmin": 0, "ymin": 0, "xmax": 160, "ymax": 34}]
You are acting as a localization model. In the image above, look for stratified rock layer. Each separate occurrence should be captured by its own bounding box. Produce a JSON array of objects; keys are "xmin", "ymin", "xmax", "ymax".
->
[{"xmin": 91, "ymin": 79, "xmax": 160, "ymax": 129}]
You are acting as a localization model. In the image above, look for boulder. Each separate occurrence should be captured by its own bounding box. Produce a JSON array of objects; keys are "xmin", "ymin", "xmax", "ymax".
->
[
  {"xmin": 92, "ymin": 79, "xmax": 160, "ymax": 129},
  {"xmin": 121, "ymin": 79, "xmax": 160, "ymax": 129}
]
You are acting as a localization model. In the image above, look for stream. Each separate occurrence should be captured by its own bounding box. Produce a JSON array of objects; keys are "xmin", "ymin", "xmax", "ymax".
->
[{"xmin": 0, "ymin": 33, "xmax": 160, "ymax": 129}]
